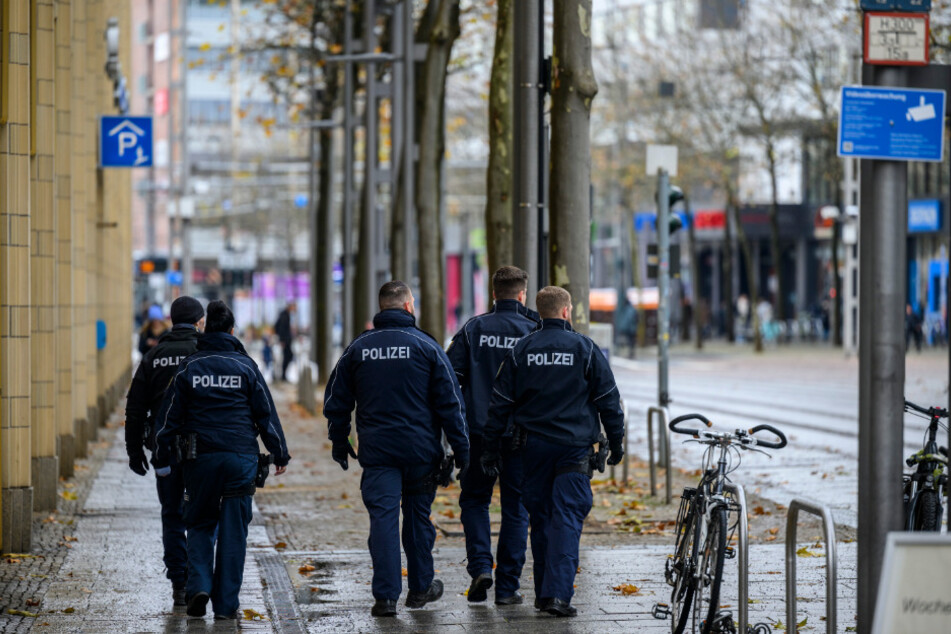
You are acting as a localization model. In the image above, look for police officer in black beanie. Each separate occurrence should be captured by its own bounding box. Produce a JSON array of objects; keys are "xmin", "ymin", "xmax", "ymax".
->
[{"xmin": 125, "ymin": 295, "xmax": 205, "ymax": 607}]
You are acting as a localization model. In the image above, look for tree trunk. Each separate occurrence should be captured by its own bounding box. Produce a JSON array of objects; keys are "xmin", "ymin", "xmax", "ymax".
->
[
  {"xmin": 415, "ymin": 0, "xmax": 460, "ymax": 342},
  {"xmin": 315, "ymin": 105, "xmax": 335, "ymax": 383},
  {"xmin": 685, "ymin": 198, "xmax": 703, "ymax": 350},
  {"xmin": 730, "ymin": 187, "xmax": 763, "ymax": 353},
  {"xmin": 549, "ymin": 0, "xmax": 597, "ymax": 335},
  {"xmin": 355, "ymin": 174, "xmax": 373, "ymax": 333},
  {"xmin": 485, "ymin": 0, "xmax": 514, "ymax": 295},
  {"xmin": 766, "ymin": 143, "xmax": 785, "ymax": 326},
  {"xmin": 723, "ymin": 188, "xmax": 735, "ymax": 343},
  {"xmin": 390, "ymin": 1, "xmax": 439, "ymax": 283}
]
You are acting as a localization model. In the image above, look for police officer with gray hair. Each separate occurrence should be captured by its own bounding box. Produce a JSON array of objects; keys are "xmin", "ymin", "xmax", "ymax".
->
[
  {"xmin": 484, "ymin": 286, "xmax": 625, "ymax": 617},
  {"xmin": 154, "ymin": 300, "xmax": 290, "ymax": 621},
  {"xmin": 125, "ymin": 295, "xmax": 205, "ymax": 607}
]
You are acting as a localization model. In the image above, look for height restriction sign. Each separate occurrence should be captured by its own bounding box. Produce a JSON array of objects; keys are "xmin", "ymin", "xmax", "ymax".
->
[{"xmin": 864, "ymin": 12, "xmax": 929, "ymax": 65}]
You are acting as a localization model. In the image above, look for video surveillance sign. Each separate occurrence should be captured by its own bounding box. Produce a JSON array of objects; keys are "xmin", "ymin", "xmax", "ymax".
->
[{"xmin": 838, "ymin": 86, "xmax": 945, "ymax": 162}]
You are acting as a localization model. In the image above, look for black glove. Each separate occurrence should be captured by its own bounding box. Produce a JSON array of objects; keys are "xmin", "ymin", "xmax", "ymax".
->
[
  {"xmin": 480, "ymin": 450, "xmax": 501, "ymax": 478},
  {"xmin": 332, "ymin": 440, "xmax": 358, "ymax": 471},
  {"xmin": 607, "ymin": 439, "xmax": 624, "ymax": 466},
  {"xmin": 454, "ymin": 454, "xmax": 469, "ymax": 483},
  {"xmin": 128, "ymin": 452, "xmax": 150, "ymax": 476}
]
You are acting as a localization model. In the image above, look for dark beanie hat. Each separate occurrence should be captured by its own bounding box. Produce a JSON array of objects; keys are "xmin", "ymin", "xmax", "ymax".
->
[{"xmin": 170, "ymin": 296, "xmax": 205, "ymax": 325}]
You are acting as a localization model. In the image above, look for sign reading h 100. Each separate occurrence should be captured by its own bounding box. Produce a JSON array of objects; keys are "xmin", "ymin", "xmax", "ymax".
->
[{"xmin": 864, "ymin": 12, "xmax": 929, "ymax": 65}]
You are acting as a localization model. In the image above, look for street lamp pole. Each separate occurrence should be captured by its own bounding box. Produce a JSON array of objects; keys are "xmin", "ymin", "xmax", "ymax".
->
[{"xmin": 514, "ymin": 0, "xmax": 541, "ymax": 304}]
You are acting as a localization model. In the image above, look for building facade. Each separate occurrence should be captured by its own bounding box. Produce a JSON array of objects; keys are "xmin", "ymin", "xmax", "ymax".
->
[{"xmin": 1, "ymin": 0, "xmax": 133, "ymax": 552}]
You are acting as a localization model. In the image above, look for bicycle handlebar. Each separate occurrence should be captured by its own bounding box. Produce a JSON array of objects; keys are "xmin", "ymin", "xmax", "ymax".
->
[
  {"xmin": 748, "ymin": 424, "xmax": 787, "ymax": 449},
  {"xmin": 669, "ymin": 413, "xmax": 713, "ymax": 437},
  {"xmin": 905, "ymin": 400, "xmax": 949, "ymax": 419}
]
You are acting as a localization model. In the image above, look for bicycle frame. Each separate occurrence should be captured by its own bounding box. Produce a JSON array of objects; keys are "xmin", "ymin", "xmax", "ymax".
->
[
  {"xmin": 903, "ymin": 407, "xmax": 948, "ymax": 531},
  {"xmin": 691, "ymin": 439, "xmax": 736, "ymax": 588}
]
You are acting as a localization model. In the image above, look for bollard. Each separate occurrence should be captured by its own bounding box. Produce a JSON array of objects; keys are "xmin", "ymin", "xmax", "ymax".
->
[
  {"xmin": 785, "ymin": 498, "xmax": 838, "ymax": 634},
  {"xmin": 646, "ymin": 406, "xmax": 672, "ymax": 504},
  {"xmin": 723, "ymin": 483, "xmax": 749, "ymax": 634}
]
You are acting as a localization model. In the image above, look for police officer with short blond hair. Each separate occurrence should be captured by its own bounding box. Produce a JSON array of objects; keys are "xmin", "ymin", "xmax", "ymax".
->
[{"xmin": 484, "ymin": 286, "xmax": 624, "ymax": 617}]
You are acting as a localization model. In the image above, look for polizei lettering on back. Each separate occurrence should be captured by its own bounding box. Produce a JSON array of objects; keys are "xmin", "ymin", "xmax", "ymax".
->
[
  {"xmin": 154, "ymin": 355, "xmax": 188, "ymax": 368},
  {"xmin": 479, "ymin": 334, "xmax": 519, "ymax": 349},
  {"xmin": 526, "ymin": 352, "xmax": 575, "ymax": 366},
  {"xmin": 192, "ymin": 375, "xmax": 243, "ymax": 389},
  {"xmin": 362, "ymin": 346, "xmax": 411, "ymax": 361}
]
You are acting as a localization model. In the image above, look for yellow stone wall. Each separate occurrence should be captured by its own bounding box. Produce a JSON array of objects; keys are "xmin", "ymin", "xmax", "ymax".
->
[{"xmin": 0, "ymin": 0, "xmax": 133, "ymax": 552}]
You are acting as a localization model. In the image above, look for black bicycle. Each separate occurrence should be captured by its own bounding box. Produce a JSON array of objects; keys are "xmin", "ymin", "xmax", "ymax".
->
[
  {"xmin": 653, "ymin": 413, "xmax": 786, "ymax": 634},
  {"xmin": 902, "ymin": 400, "xmax": 948, "ymax": 532}
]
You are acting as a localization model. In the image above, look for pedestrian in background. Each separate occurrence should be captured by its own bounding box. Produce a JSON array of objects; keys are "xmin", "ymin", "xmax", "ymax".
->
[
  {"xmin": 446, "ymin": 266, "xmax": 539, "ymax": 605},
  {"xmin": 125, "ymin": 296, "xmax": 205, "ymax": 607},
  {"xmin": 484, "ymin": 286, "xmax": 625, "ymax": 617},
  {"xmin": 324, "ymin": 281, "xmax": 469, "ymax": 617},
  {"xmin": 138, "ymin": 304, "xmax": 169, "ymax": 354},
  {"xmin": 154, "ymin": 300, "xmax": 290, "ymax": 621},
  {"xmin": 274, "ymin": 301, "xmax": 296, "ymax": 381}
]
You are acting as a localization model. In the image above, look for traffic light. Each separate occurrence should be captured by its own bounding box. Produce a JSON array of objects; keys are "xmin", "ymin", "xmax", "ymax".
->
[{"xmin": 668, "ymin": 185, "xmax": 684, "ymax": 208}]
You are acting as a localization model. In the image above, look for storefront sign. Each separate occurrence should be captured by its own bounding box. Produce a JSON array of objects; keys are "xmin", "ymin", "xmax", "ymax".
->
[{"xmin": 908, "ymin": 198, "xmax": 941, "ymax": 232}]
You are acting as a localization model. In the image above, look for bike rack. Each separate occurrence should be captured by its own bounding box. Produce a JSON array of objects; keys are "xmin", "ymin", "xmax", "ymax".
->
[
  {"xmin": 785, "ymin": 498, "xmax": 837, "ymax": 634},
  {"xmin": 647, "ymin": 406, "xmax": 672, "ymax": 504},
  {"xmin": 723, "ymin": 482, "xmax": 749, "ymax": 634}
]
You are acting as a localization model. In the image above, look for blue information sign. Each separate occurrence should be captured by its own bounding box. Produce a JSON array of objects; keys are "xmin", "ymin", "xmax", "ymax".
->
[
  {"xmin": 838, "ymin": 86, "xmax": 945, "ymax": 162},
  {"xmin": 908, "ymin": 199, "xmax": 941, "ymax": 233},
  {"xmin": 860, "ymin": 0, "xmax": 931, "ymax": 10},
  {"xmin": 99, "ymin": 116, "xmax": 153, "ymax": 168}
]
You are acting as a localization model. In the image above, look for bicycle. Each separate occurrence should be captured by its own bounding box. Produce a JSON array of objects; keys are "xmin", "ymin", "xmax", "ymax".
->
[
  {"xmin": 652, "ymin": 413, "xmax": 787, "ymax": 634},
  {"xmin": 902, "ymin": 400, "xmax": 948, "ymax": 532}
]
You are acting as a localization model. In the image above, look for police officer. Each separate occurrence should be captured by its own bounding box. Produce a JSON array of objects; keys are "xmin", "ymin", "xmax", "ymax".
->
[
  {"xmin": 125, "ymin": 295, "xmax": 205, "ymax": 607},
  {"xmin": 324, "ymin": 281, "xmax": 469, "ymax": 617},
  {"xmin": 484, "ymin": 286, "xmax": 624, "ymax": 617},
  {"xmin": 446, "ymin": 266, "xmax": 539, "ymax": 604},
  {"xmin": 154, "ymin": 300, "xmax": 290, "ymax": 620}
]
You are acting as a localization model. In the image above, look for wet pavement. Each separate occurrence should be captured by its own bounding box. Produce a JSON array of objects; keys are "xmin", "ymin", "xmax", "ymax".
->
[{"xmin": 0, "ymin": 347, "xmax": 869, "ymax": 632}]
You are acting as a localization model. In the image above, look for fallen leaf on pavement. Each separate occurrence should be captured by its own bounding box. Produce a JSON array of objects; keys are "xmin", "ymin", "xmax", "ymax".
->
[
  {"xmin": 273, "ymin": 542, "xmax": 287, "ymax": 550},
  {"xmin": 768, "ymin": 527, "xmax": 779, "ymax": 535},
  {"xmin": 6, "ymin": 609, "xmax": 38, "ymax": 617},
  {"xmin": 612, "ymin": 583, "xmax": 640, "ymax": 596},
  {"xmin": 298, "ymin": 564, "xmax": 316, "ymax": 574},
  {"xmin": 796, "ymin": 547, "xmax": 821, "ymax": 558},
  {"xmin": 25, "ymin": 599, "xmax": 39, "ymax": 607},
  {"xmin": 60, "ymin": 491, "xmax": 78, "ymax": 501},
  {"xmin": 242, "ymin": 608, "xmax": 266, "ymax": 621},
  {"xmin": 62, "ymin": 607, "xmax": 75, "ymax": 614},
  {"xmin": 63, "ymin": 536, "xmax": 78, "ymax": 542}
]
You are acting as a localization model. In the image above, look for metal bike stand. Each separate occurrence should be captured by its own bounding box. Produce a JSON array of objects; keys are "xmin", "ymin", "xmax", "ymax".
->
[
  {"xmin": 785, "ymin": 498, "xmax": 838, "ymax": 634},
  {"xmin": 647, "ymin": 406, "xmax": 672, "ymax": 504},
  {"xmin": 723, "ymin": 482, "xmax": 749, "ymax": 634}
]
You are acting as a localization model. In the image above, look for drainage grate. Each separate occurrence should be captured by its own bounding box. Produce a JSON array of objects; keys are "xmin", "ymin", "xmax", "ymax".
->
[{"xmin": 256, "ymin": 551, "xmax": 307, "ymax": 634}]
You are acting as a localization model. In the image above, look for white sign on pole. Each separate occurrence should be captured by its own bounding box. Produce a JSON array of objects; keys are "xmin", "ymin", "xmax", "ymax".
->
[
  {"xmin": 646, "ymin": 144, "xmax": 678, "ymax": 177},
  {"xmin": 872, "ymin": 533, "xmax": 951, "ymax": 634},
  {"xmin": 864, "ymin": 12, "xmax": 929, "ymax": 66},
  {"xmin": 154, "ymin": 32, "xmax": 170, "ymax": 63}
]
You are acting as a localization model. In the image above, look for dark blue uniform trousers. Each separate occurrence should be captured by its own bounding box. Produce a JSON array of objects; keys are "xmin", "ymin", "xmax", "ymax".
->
[
  {"xmin": 521, "ymin": 435, "xmax": 592, "ymax": 603},
  {"xmin": 182, "ymin": 452, "xmax": 257, "ymax": 617},
  {"xmin": 155, "ymin": 465, "xmax": 188, "ymax": 584},
  {"xmin": 459, "ymin": 435, "xmax": 528, "ymax": 597},
  {"xmin": 360, "ymin": 464, "xmax": 437, "ymax": 601}
]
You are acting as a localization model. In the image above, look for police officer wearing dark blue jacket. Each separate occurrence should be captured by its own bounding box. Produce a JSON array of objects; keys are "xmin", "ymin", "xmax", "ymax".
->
[
  {"xmin": 484, "ymin": 286, "xmax": 624, "ymax": 617},
  {"xmin": 446, "ymin": 266, "xmax": 539, "ymax": 605},
  {"xmin": 125, "ymin": 295, "xmax": 205, "ymax": 607},
  {"xmin": 324, "ymin": 281, "xmax": 469, "ymax": 618},
  {"xmin": 154, "ymin": 300, "xmax": 290, "ymax": 621}
]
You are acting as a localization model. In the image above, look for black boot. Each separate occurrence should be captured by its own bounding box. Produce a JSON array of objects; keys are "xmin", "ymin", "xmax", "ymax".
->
[
  {"xmin": 495, "ymin": 591, "xmax": 523, "ymax": 606},
  {"xmin": 467, "ymin": 573, "xmax": 493, "ymax": 603},
  {"xmin": 172, "ymin": 581, "xmax": 187, "ymax": 607},
  {"xmin": 545, "ymin": 598, "xmax": 577, "ymax": 617},
  {"xmin": 186, "ymin": 591, "xmax": 209, "ymax": 617},
  {"xmin": 534, "ymin": 597, "xmax": 552, "ymax": 611},
  {"xmin": 405, "ymin": 579, "xmax": 444, "ymax": 608},
  {"xmin": 371, "ymin": 599, "xmax": 397, "ymax": 617}
]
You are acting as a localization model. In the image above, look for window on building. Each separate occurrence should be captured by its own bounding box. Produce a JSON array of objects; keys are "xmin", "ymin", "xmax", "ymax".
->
[
  {"xmin": 188, "ymin": 99, "xmax": 232, "ymax": 125},
  {"xmin": 698, "ymin": 0, "xmax": 742, "ymax": 30}
]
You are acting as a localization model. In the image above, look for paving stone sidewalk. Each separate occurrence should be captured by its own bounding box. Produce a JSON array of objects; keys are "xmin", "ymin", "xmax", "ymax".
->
[{"xmin": 1, "ymin": 390, "xmax": 858, "ymax": 633}]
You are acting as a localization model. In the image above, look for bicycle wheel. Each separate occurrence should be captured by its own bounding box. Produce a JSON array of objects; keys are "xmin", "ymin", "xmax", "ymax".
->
[
  {"xmin": 670, "ymin": 504, "xmax": 699, "ymax": 634},
  {"xmin": 693, "ymin": 506, "xmax": 727, "ymax": 634},
  {"xmin": 913, "ymin": 489, "xmax": 940, "ymax": 532}
]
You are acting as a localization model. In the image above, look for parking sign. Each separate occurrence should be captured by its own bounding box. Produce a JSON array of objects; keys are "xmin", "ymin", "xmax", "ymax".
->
[{"xmin": 100, "ymin": 116, "xmax": 153, "ymax": 168}]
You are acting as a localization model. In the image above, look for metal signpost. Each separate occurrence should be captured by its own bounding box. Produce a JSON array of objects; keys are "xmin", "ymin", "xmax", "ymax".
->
[
  {"xmin": 853, "ymin": 2, "xmax": 939, "ymax": 631},
  {"xmin": 99, "ymin": 116, "xmax": 153, "ymax": 168}
]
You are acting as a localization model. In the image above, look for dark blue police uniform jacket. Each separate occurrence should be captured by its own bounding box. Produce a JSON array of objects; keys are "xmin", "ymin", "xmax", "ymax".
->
[
  {"xmin": 485, "ymin": 318, "xmax": 624, "ymax": 447},
  {"xmin": 324, "ymin": 309, "xmax": 469, "ymax": 466},
  {"xmin": 446, "ymin": 298, "xmax": 539, "ymax": 437},
  {"xmin": 153, "ymin": 332, "xmax": 290, "ymax": 469}
]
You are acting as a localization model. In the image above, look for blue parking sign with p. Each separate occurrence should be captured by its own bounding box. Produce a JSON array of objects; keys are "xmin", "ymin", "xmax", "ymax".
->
[{"xmin": 100, "ymin": 116, "xmax": 153, "ymax": 168}]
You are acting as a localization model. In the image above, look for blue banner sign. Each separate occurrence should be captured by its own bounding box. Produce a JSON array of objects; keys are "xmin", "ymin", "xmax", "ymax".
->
[
  {"xmin": 908, "ymin": 199, "xmax": 941, "ymax": 233},
  {"xmin": 860, "ymin": 0, "xmax": 931, "ymax": 10},
  {"xmin": 100, "ymin": 116, "xmax": 153, "ymax": 167},
  {"xmin": 838, "ymin": 86, "xmax": 945, "ymax": 162}
]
